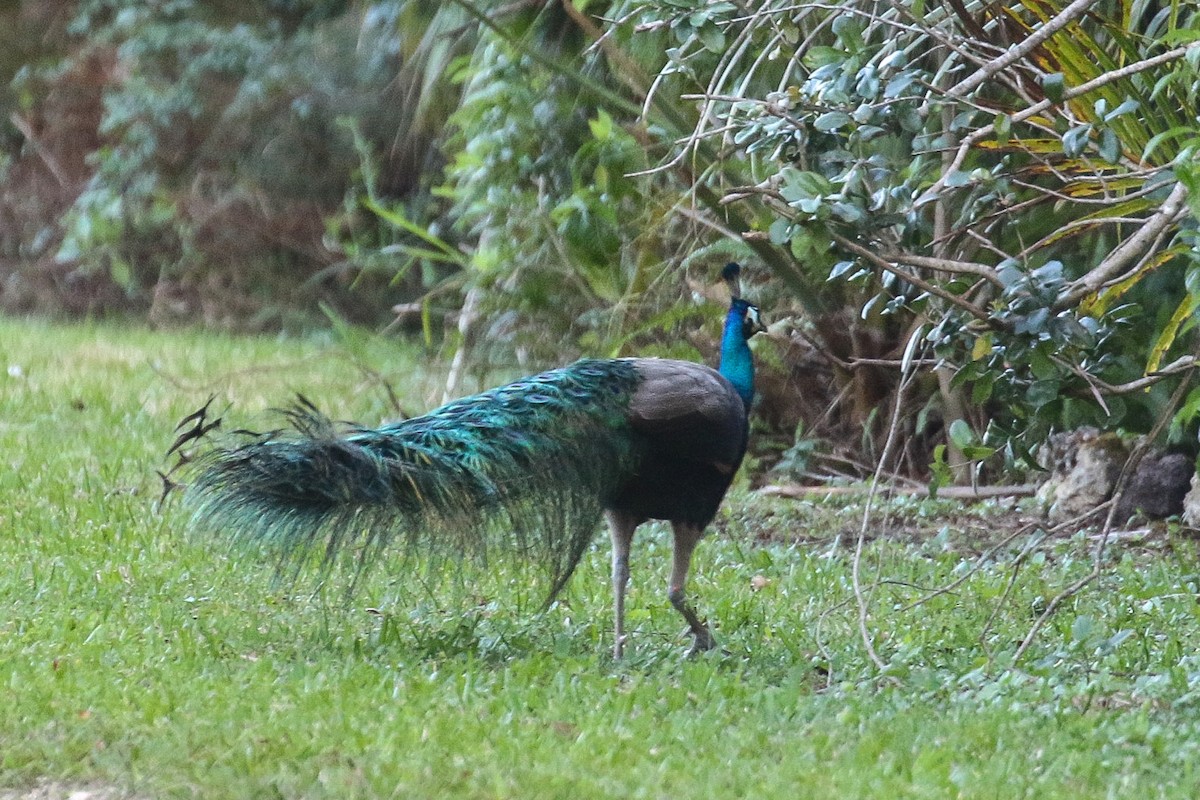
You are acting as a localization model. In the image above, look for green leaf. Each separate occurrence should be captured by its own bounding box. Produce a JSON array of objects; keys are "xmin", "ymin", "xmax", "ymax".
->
[
  {"xmin": 1026, "ymin": 380, "xmax": 1061, "ymax": 410},
  {"xmin": 363, "ymin": 198, "xmax": 463, "ymax": 263},
  {"xmin": 961, "ymin": 445, "xmax": 996, "ymax": 460},
  {"xmin": 829, "ymin": 260, "xmax": 858, "ymax": 280},
  {"xmin": 1141, "ymin": 126, "xmax": 1193, "ymax": 163},
  {"xmin": 806, "ymin": 46, "xmax": 845, "ymax": 67},
  {"xmin": 1028, "ymin": 348, "xmax": 1057, "ymax": 381},
  {"xmin": 897, "ymin": 105, "xmax": 923, "ymax": 132},
  {"xmin": 948, "ymin": 419, "xmax": 976, "ymax": 450},
  {"xmin": 831, "ymin": 202, "xmax": 864, "ymax": 223},
  {"xmin": 1071, "ymin": 615, "xmax": 1095, "ymax": 643},
  {"xmin": 768, "ymin": 218, "xmax": 792, "ymax": 245},
  {"xmin": 971, "ymin": 372, "xmax": 995, "ymax": 404},
  {"xmin": 997, "ymin": 262, "xmax": 1023, "ymax": 288},
  {"xmin": 813, "ymin": 112, "xmax": 852, "ymax": 132},
  {"xmin": 786, "ymin": 197, "xmax": 819, "ymax": 215},
  {"xmin": 885, "ymin": 72, "xmax": 918, "ymax": 99},
  {"xmin": 110, "ymin": 258, "xmax": 134, "ymax": 292},
  {"xmin": 779, "ymin": 169, "xmax": 834, "ymax": 201},
  {"xmin": 1105, "ymin": 97, "xmax": 1139, "ymax": 121},
  {"xmin": 831, "ymin": 16, "xmax": 864, "ymax": 52},
  {"xmin": 928, "ymin": 444, "xmax": 951, "ymax": 499},
  {"xmin": 994, "ymin": 114, "xmax": 1012, "ymax": 146},
  {"xmin": 1042, "ymin": 72, "xmax": 1065, "ymax": 104},
  {"xmin": 1062, "ymin": 124, "xmax": 1092, "ymax": 157},
  {"xmin": 943, "ymin": 170, "xmax": 971, "ymax": 188},
  {"xmin": 588, "ymin": 110, "xmax": 613, "ymax": 140},
  {"xmin": 697, "ymin": 22, "xmax": 725, "ymax": 53},
  {"xmin": 1098, "ymin": 128, "xmax": 1121, "ymax": 163}
]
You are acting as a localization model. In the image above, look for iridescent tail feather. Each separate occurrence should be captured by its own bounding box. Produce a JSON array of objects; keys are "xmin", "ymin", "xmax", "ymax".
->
[{"xmin": 172, "ymin": 359, "xmax": 644, "ymax": 599}]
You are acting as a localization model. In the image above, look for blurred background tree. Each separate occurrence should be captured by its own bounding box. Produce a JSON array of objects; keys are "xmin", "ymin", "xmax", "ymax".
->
[{"xmin": 0, "ymin": 0, "xmax": 462, "ymax": 325}]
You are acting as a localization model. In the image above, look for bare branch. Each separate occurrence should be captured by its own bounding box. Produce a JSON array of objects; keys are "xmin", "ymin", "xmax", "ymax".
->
[
  {"xmin": 938, "ymin": 0, "xmax": 1098, "ymax": 102},
  {"xmin": 1056, "ymin": 181, "xmax": 1190, "ymax": 308},
  {"xmin": 882, "ymin": 251, "xmax": 1004, "ymax": 287},
  {"xmin": 760, "ymin": 483, "xmax": 1037, "ymax": 499},
  {"xmin": 917, "ymin": 44, "xmax": 1198, "ymax": 205},
  {"xmin": 831, "ymin": 233, "xmax": 1001, "ymax": 325},
  {"xmin": 851, "ymin": 327, "xmax": 930, "ymax": 672},
  {"xmin": 9, "ymin": 113, "xmax": 73, "ymax": 189},
  {"xmin": 1092, "ymin": 355, "xmax": 1200, "ymax": 394}
]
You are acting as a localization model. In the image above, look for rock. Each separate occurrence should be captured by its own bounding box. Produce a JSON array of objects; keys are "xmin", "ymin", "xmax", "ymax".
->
[
  {"xmin": 1037, "ymin": 429, "xmax": 1129, "ymax": 524},
  {"xmin": 1181, "ymin": 472, "xmax": 1200, "ymax": 529},
  {"xmin": 1113, "ymin": 452, "xmax": 1194, "ymax": 522}
]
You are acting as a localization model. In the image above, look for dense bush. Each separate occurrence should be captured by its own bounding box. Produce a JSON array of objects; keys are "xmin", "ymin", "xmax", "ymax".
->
[{"xmin": 625, "ymin": 0, "xmax": 1200, "ymax": 474}]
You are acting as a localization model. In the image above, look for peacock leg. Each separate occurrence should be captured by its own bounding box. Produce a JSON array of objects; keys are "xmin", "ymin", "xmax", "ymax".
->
[
  {"xmin": 668, "ymin": 521, "xmax": 716, "ymax": 656},
  {"xmin": 606, "ymin": 510, "xmax": 639, "ymax": 659}
]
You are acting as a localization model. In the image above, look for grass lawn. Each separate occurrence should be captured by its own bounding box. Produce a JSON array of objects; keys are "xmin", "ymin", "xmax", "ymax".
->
[{"xmin": 3, "ymin": 318, "xmax": 1200, "ymax": 798}]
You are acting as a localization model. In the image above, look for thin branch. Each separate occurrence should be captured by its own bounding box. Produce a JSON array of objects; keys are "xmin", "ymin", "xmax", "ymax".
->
[
  {"xmin": 882, "ymin": 251, "xmax": 1003, "ymax": 287},
  {"xmin": 847, "ymin": 356, "xmax": 943, "ymax": 368},
  {"xmin": 917, "ymin": 43, "xmax": 1198, "ymax": 205},
  {"xmin": 1016, "ymin": 217, "xmax": 1161, "ymax": 261},
  {"xmin": 1008, "ymin": 169, "xmax": 1172, "ymax": 205},
  {"xmin": 1092, "ymin": 355, "xmax": 1200, "ymax": 394},
  {"xmin": 729, "ymin": 3, "xmax": 929, "ymax": 35},
  {"xmin": 851, "ymin": 326, "xmax": 929, "ymax": 673},
  {"xmin": 759, "ymin": 483, "xmax": 1037, "ymax": 499},
  {"xmin": 938, "ymin": 0, "xmax": 1100, "ymax": 102},
  {"xmin": 897, "ymin": 521, "xmax": 1042, "ymax": 615},
  {"xmin": 979, "ymin": 529, "xmax": 1046, "ymax": 662},
  {"xmin": 1056, "ymin": 181, "xmax": 1190, "ymax": 308},
  {"xmin": 9, "ymin": 112, "xmax": 72, "ymax": 189},
  {"xmin": 830, "ymin": 233, "xmax": 1001, "ymax": 326},
  {"xmin": 964, "ymin": 229, "xmax": 1018, "ymax": 263}
]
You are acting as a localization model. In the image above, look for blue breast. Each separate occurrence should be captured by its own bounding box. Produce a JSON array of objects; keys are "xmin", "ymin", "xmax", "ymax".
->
[{"xmin": 719, "ymin": 300, "xmax": 755, "ymax": 409}]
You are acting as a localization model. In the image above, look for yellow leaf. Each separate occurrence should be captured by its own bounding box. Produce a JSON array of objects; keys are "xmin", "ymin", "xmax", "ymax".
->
[
  {"xmin": 1146, "ymin": 294, "xmax": 1198, "ymax": 375},
  {"xmin": 1063, "ymin": 177, "xmax": 1146, "ymax": 198},
  {"xmin": 1082, "ymin": 245, "xmax": 1184, "ymax": 317},
  {"xmin": 972, "ymin": 334, "xmax": 993, "ymax": 361}
]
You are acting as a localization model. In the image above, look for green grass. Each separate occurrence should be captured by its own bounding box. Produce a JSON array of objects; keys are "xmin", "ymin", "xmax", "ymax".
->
[{"xmin": 3, "ymin": 318, "xmax": 1200, "ymax": 798}]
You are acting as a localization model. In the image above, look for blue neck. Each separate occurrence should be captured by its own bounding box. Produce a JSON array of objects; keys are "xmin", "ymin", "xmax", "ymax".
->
[{"xmin": 720, "ymin": 301, "xmax": 755, "ymax": 410}]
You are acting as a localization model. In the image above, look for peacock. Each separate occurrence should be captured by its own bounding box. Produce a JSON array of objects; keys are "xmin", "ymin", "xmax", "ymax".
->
[{"xmin": 170, "ymin": 263, "xmax": 765, "ymax": 657}]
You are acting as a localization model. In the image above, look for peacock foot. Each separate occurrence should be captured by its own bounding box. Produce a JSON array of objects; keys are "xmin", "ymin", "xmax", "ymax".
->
[{"xmin": 684, "ymin": 628, "xmax": 717, "ymax": 658}]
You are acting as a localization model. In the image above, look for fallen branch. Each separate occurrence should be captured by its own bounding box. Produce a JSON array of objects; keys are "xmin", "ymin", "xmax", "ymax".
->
[{"xmin": 759, "ymin": 483, "xmax": 1039, "ymax": 500}]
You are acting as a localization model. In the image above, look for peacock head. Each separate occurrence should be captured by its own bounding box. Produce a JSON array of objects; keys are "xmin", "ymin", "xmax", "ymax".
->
[
  {"xmin": 722, "ymin": 263, "xmax": 766, "ymax": 341},
  {"xmin": 733, "ymin": 298, "xmax": 767, "ymax": 340}
]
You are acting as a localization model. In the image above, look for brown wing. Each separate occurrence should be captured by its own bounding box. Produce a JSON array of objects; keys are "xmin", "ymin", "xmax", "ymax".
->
[{"xmin": 624, "ymin": 358, "xmax": 747, "ymax": 466}]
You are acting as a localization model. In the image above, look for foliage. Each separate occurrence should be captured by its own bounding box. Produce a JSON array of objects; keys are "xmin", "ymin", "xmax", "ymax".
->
[
  {"xmin": 429, "ymin": 3, "xmax": 707, "ymax": 361},
  {"xmin": 338, "ymin": 0, "xmax": 1200, "ymax": 476},
  {"xmin": 623, "ymin": 0, "xmax": 1200, "ymax": 473}
]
